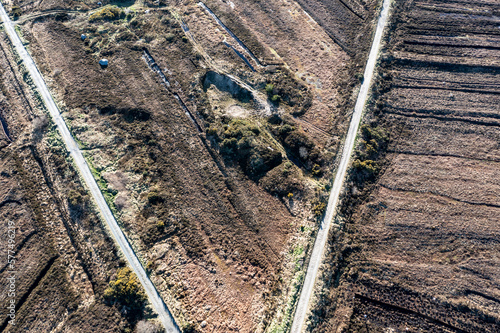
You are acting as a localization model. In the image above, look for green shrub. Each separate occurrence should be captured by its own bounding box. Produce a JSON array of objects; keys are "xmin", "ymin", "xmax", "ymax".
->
[
  {"xmin": 266, "ymin": 69, "xmax": 313, "ymax": 115},
  {"xmin": 220, "ymin": 137, "xmax": 238, "ymax": 154},
  {"xmin": 165, "ymin": 33, "xmax": 175, "ymax": 42},
  {"xmin": 360, "ymin": 124, "xmax": 388, "ymax": 143},
  {"xmin": 147, "ymin": 191, "xmax": 164, "ymax": 205},
  {"xmin": 104, "ymin": 267, "xmax": 146, "ymax": 312},
  {"xmin": 265, "ymin": 83, "xmax": 275, "ymax": 95},
  {"xmin": 89, "ymin": 6, "xmax": 124, "ymax": 22},
  {"xmin": 260, "ymin": 162, "xmax": 303, "ymax": 196},
  {"xmin": 284, "ymin": 131, "xmax": 313, "ymax": 152},
  {"xmin": 283, "ymin": 161, "xmax": 293, "ymax": 173},
  {"xmin": 181, "ymin": 322, "xmax": 196, "ymax": 333},
  {"xmin": 68, "ymin": 190, "xmax": 83, "ymax": 206},
  {"xmin": 144, "ymin": 33, "xmax": 155, "ymax": 43},
  {"xmin": 278, "ymin": 124, "xmax": 295, "ymax": 137},
  {"xmin": 353, "ymin": 159, "xmax": 378, "ymax": 174},
  {"xmin": 246, "ymin": 146, "xmax": 282, "ymax": 176},
  {"xmin": 311, "ymin": 199, "xmax": 326, "ymax": 217},
  {"xmin": 351, "ymin": 123, "xmax": 388, "ymax": 184},
  {"xmin": 216, "ymin": 119, "xmax": 282, "ymax": 178}
]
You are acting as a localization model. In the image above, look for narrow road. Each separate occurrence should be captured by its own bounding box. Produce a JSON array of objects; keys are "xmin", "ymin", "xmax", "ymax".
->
[
  {"xmin": 290, "ymin": 0, "xmax": 392, "ymax": 331},
  {"xmin": 0, "ymin": 3, "xmax": 179, "ymax": 332}
]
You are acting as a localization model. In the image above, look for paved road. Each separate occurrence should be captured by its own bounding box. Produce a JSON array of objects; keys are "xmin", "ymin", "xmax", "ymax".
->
[
  {"xmin": 290, "ymin": 0, "xmax": 392, "ymax": 331},
  {"xmin": 0, "ymin": 3, "xmax": 179, "ymax": 332}
]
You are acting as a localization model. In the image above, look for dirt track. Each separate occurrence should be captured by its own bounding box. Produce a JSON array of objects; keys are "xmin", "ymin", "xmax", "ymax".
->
[{"xmin": 291, "ymin": 0, "xmax": 392, "ymax": 330}]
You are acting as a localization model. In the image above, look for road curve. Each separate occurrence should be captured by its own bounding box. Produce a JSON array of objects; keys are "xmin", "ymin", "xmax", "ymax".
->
[
  {"xmin": 0, "ymin": 3, "xmax": 179, "ymax": 332},
  {"xmin": 290, "ymin": 0, "xmax": 392, "ymax": 331}
]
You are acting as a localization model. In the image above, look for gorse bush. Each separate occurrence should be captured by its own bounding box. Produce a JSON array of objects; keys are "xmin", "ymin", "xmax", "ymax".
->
[
  {"xmin": 311, "ymin": 198, "xmax": 327, "ymax": 217},
  {"xmin": 353, "ymin": 159, "xmax": 378, "ymax": 174},
  {"xmin": 104, "ymin": 267, "xmax": 146, "ymax": 314},
  {"xmin": 351, "ymin": 123, "xmax": 389, "ymax": 184}
]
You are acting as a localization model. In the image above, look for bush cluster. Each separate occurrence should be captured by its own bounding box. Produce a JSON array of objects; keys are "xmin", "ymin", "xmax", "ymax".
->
[
  {"xmin": 104, "ymin": 267, "xmax": 146, "ymax": 316},
  {"xmin": 352, "ymin": 123, "xmax": 388, "ymax": 183},
  {"xmin": 260, "ymin": 161, "xmax": 304, "ymax": 197},
  {"xmin": 265, "ymin": 69, "xmax": 313, "ymax": 115},
  {"xmin": 67, "ymin": 189, "xmax": 88, "ymax": 217},
  {"xmin": 89, "ymin": 6, "xmax": 124, "ymax": 22},
  {"xmin": 209, "ymin": 119, "xmax": 282, "ymax": 178},
  {"xmin": 68, "ymin": 190, "xmax": 84, "ymax": 207},
  {"xmin": 265, "ymin": 83, "xmax": 280, "ymax": 104},
  {"xmin": 11, "ymin": 6, "xmax": 22, "ymax": 18},
  {"xmin": 270, "ymin": 119, "xmax": 324, "ymax": 174}
]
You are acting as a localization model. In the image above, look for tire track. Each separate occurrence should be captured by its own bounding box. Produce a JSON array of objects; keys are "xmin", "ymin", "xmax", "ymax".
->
[
  {"xmin": 386, "ymin": 110, "xmax": 500, "ymax": 127},
  {"xmin": 386, "ymin": 150, "xmax": 500, "ymax": 163},
  {"xmin": 143, "ymin": 48, "xmax": 202, "ymax": 133},
  {"xmin": 392, "ymin": 85, "xmax": 500, "ymax": 95}
]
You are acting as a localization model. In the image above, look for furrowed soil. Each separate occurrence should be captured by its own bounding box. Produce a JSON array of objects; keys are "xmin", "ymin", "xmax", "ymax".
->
[
  {"xmin": 309, "ymin": 0, "xmax": 500, "ymax": 332},
  {"xmin": 3, "ymin": 0, "xmax": 379, "ymax": 331}
]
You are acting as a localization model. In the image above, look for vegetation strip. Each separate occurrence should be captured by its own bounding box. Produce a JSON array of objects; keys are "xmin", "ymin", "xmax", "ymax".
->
[{"xmin": 290, "ymin": 0, "xmax": 393, "ymax": 331}]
